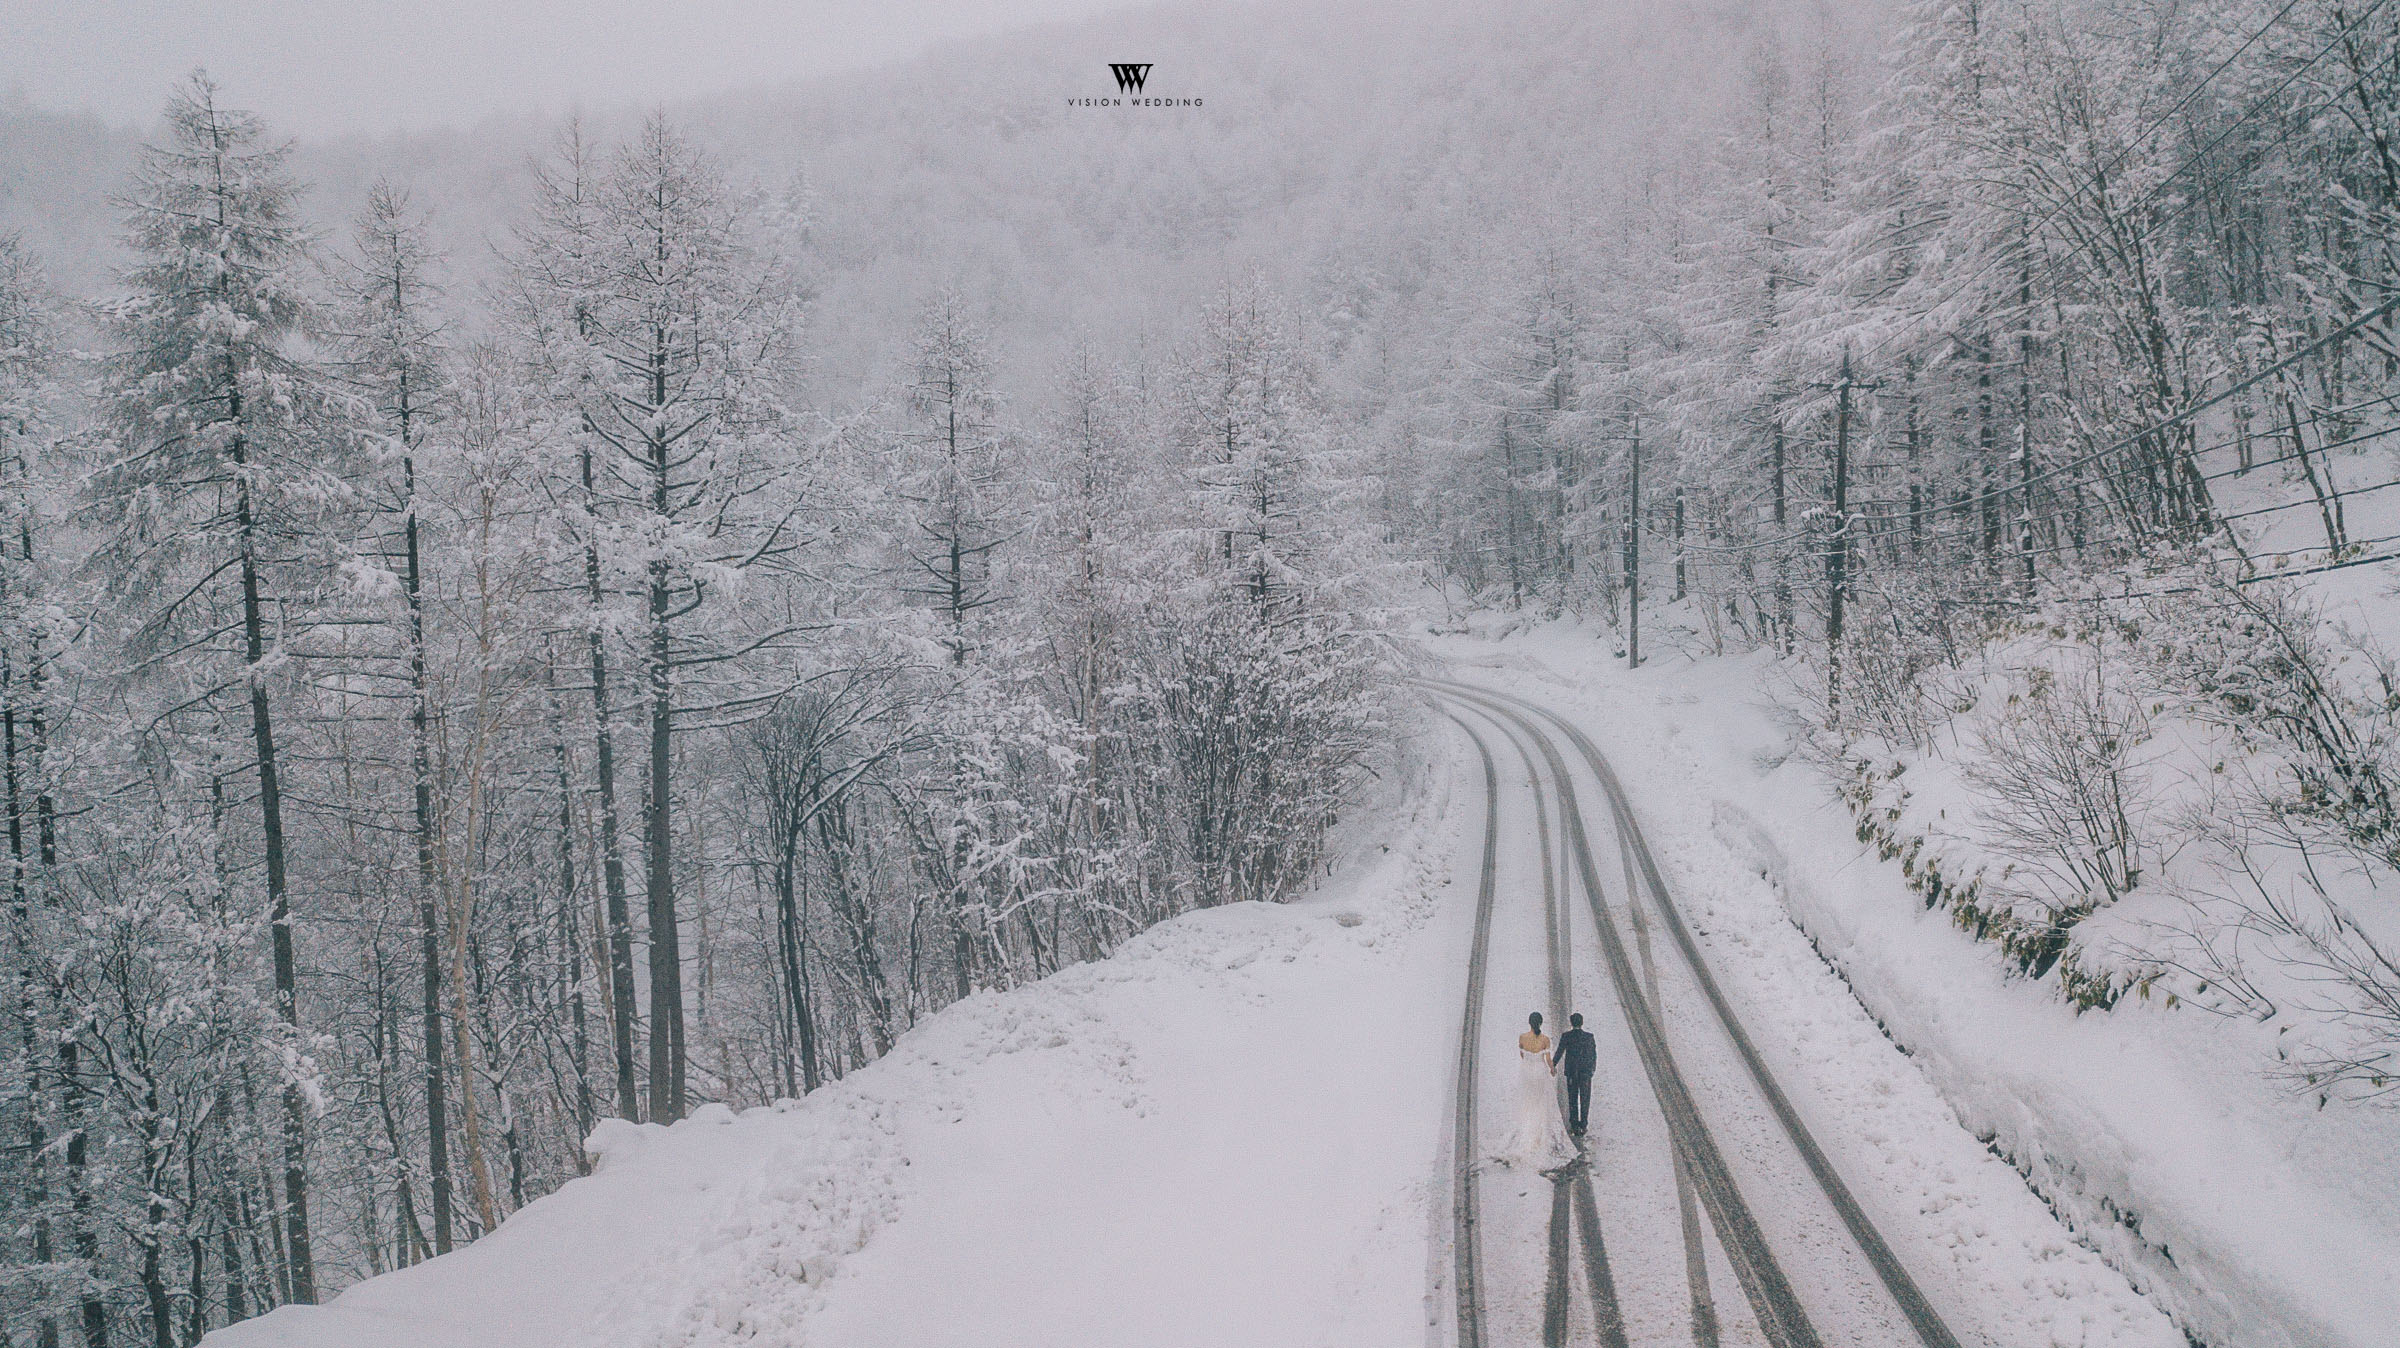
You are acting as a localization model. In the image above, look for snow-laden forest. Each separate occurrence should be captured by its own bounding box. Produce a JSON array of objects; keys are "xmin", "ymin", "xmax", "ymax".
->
[{"xmin": 5, "ymin": 0, "xmax": 2400, "ymax": 1341}]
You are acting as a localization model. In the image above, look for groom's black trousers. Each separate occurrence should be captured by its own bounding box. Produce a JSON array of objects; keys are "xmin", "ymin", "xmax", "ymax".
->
[{"xmin": 1564, "ymin": 1073, "xmax": 1593, "ymax": 1131}]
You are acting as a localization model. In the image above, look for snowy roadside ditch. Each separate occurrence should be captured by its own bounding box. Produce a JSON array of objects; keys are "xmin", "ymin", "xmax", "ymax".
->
[{"xmin": 1447, "ymin": 624, "xmax": 2400, "ymax": 1348}]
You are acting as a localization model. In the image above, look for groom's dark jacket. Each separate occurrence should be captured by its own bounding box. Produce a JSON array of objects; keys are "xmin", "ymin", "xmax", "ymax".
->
[{"xmin": 1553, "ymin": 1028, "xmax": 1597, "ymax": 1080}]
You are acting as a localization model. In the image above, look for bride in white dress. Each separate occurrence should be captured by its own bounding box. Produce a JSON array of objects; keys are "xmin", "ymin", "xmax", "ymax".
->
[{"xmin": 1499, "ymin": 1011, "xmax": 1576, "ymax": 1169}]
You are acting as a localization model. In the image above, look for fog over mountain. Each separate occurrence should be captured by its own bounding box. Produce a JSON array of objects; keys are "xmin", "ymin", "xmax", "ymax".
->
[{"xmin": 3, "ymin": 0, "xmax": 1820, "ymax": 391}]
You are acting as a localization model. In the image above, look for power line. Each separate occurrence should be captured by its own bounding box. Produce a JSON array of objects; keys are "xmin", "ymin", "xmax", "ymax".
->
[
  {"xmin": 1655, "ymin": 448, "xmax": 2399, "ymax": 583},
  {"xmin": 2215, "ymin": 472, "xmax": 2400, "ymax": 525},
  {"xmin": 2071, "ymin": 531, "xmax": 2400, "ymax": 599},
  {"xmin": 1836, "ymin": 404, "xmax": 2400, "ymax": 549},
  {"xmin": 1819, "ymin": 414, "xmax": 2396, "ymax": 568},
  {"xmin": 1614, "ymin": 326, "xmax": 2398, "ymax": 561},
  {"xmin": 1630, "ymin": 313, "xmax": 2400, "ymax": 569},
  {"xmin": 1834, "ymin": 293, "xmax": 2400, "ymax": 531},
  {"xmin": 1854, "ymin": 0, "xmax": 2387, "ymax": 374},
  {"xmin": 2242, "ymin": 540, "xmax": 2400, "ymax": 582},
  {"xmin": 1618, "ymin": 6, "xmax": 2398, "ymax": 581}
]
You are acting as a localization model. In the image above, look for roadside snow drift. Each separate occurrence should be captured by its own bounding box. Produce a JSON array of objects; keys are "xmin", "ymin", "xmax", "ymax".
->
[{"xmin": 203, "ymin": 761, "xmax": 1465, "ymax": 1348}]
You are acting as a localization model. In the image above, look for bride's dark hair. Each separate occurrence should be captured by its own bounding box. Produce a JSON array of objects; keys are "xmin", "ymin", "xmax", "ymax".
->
[{"xmin": 1527, "ymin": 1012, "xmax": 1543, "ymax": 1032}]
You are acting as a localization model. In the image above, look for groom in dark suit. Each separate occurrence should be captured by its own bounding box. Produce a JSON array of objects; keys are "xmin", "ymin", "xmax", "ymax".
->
[{"xmin": 1553, "ymin": 1012, "xmax": 1597, "ymax": 1136}]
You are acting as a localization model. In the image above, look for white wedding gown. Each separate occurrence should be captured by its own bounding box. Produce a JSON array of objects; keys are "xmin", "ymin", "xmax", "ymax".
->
[{"xmin": 1498, "ymin": 1044, "xmax": 1576, "ymax": 1169}]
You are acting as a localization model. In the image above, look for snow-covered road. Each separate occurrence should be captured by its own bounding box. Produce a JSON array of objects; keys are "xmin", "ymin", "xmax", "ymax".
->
[
  {"xmin": 1463, "ymin": 624, "xmax": 2400, "ymax": 1348},
  {"xmin": 1430, "ymin": 679, "xmax": 2179, "ymax": 1348}
]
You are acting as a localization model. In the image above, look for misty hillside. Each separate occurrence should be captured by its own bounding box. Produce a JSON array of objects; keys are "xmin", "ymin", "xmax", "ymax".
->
[{"xmin": 2, "ymin": 0, "xmax": 1853, "ymax": 391}]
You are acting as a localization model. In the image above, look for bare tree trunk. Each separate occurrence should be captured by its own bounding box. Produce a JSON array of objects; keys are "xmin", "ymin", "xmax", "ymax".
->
[
  {"xmin": 819, "ymin": 804, "xmax": 894, "ymax": 1055},
  {"xmin": 550, "ymin": 671, "xmax": 596, "ymax": 1145},
  {"xmin": 1771, "ymin": 411, "xmax": 1791, "ymax": 649},
  {"xmin": 2282, "ymin": 386, "xmax": 2347, "ymax": 551},
  {"xmin": 135, "ymin": 1129, "xmax": 171, "ymax": 1348},
  {"xmin": 1904, "ymin": 360, "xmax": 1924, "ymax": 555},
  {"xmin": 399, "ymin": 428, "xmax": 455, "ymax": 1254},
  {"xmin": 448, "ymin": 875, "xmax": 499, "ymax": 1233},
  {"xmin": 1499, "ymin": 422, "xmax": 1525, "ymax": 608},
  {"xmin": 3, "ymin": 563, "xmax": 64, "ymax": 1348},
  {"xmin": 218, "ymin": 1191, "xmax": 247, "ymax": 1326},
  {"xmin": 1672, "ymin": 484, "xmax": 1687, "ymax": 601},
  {"xmin": 773, "ymin": 836, "xmax": 822, "ymax": 1091},
  {"xmin": 643, "ymin": 331, "xmax": 686, "ymax": 1124},
  {"xmin": 65, "ymin": 1041, "xmax": 106, "ymax": 1346},
  {"xmin": 227, "ymin": 410, "xmax": 315, "ymax": 1303},
  {"xmin": 1978, "ymin": 348, "xmax": 1998, "ymax": 580},
  {"xmin": 579, "ymin": 443, "xmax": 641, "ymax": 1121},
  {"xmin": 184, "ymin": 1173, "xmax": 207, "ymax": 1346}
]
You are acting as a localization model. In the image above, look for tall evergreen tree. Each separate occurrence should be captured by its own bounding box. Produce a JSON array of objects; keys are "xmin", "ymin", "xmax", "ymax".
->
[
  {"xmin": 896, "ymin": 288, "xmax": 1008, "ymax": 665},
  {"xmin": 509, "ymin": 114, "xmax": 805, "ymax": 1122},
  {"xmin": 91, "ymin": 70, "xmax": 359, "ymax": 1306},
  {"xmin": 326, "ymin": 179, "xmax": 458, "ymax": 1254}
]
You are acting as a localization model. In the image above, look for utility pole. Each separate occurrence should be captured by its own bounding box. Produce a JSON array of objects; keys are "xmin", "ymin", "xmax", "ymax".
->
[
  {"xmin": 1772, "ymin": 409, "xmax": 1791, "ymax": 651},
  {"xmin": 1817, "ymin": 347, "xmax": 1878, "ymax": 709},
  {"xmin": 2017, "ymin": 255, "xmax": 2037, "ymax": 595},
  {"xmin": 1673, "ymin": 484, "xmax": 1687, "ymax": 602},
  {"xmin": 1828, "ymin": 350, "xmax": 1852, "ymax": 651},
  {"xmin": 1625, "ymin": 409, "xmax": 1642, "ymax": 669}
]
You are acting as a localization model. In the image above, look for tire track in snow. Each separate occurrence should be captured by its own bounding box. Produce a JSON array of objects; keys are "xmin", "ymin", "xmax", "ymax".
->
[
  {"xmin": 1482, "ymin": 707, "xmax": 1629, "ymax": 1348},
  {"xmin": 1572, "ymin": 1162, "xmax": 1630, "ymax": 1348},
  {"xmin": 1484, "ymin": 711, "xmax": 1577, "ymax": 1346},
  {"xmin": 1620, "ymin": 818, "xmax": 1723, "ymax": 1348},
  {"xmin": 1439, "ymin": 712, "xmax": 1502, "ymax": 1348},
  {"xmin": 1435, "ymin": 678, "xmax": 1967, "ymax": 1348},
  {"xmin": 1428, "ymin": 680, "xmax": 1824, "ymax": 1348}
]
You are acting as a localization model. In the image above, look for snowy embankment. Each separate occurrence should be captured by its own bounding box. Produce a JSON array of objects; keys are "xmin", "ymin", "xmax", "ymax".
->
[
  {"xmin": 205, "ymin": 754, "xmax": 1466, "ymax": 1348},
  {"xmin": 1443, "ymin": 621, "xmax": 2400, "ymax": 1348}
]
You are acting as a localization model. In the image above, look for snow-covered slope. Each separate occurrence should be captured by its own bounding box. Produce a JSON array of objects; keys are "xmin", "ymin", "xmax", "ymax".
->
[
  {"xmin": 1441, "ymin": 620, "xmax": 2400, "ymax": 1348},
  {"xmin": 204, "ymin": 759, "xmax": 1467, "ymax": 1348}
]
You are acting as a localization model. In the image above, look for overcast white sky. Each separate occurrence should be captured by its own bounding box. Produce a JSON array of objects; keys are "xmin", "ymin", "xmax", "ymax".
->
[{"xmin": 3, "ymin": 0, "xmax": 1150, "ymax": 134}]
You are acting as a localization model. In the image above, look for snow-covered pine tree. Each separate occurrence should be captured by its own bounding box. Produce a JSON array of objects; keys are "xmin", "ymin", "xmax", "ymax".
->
[
  {"xmin": 1176, "ymin": 271, "xmax": 1339, "ymax": 612},
  {"xmin": 508, "ymin": 113, "xmax": 806, "ymax": 1123},
  {"xmin": 1025, "ymin": 339, "xmax": 1167, "ymax": 944},
  {"xmin": 504, "ymin": 119, "xmax": 645, "ymax": 1125},
  {"xmin": 886, "ymin": 289, "xmax": 1022, "ymax": 995},
  {"xmin": 1164, "ymin": 273, "xmax": 1388, "ymax": 907},
  {"xmin": 895, "ymin": 287, "xmax": 1009, "ymax": 665},
  {"xmin": 90, "ymin": 72, "xmax": 364, "ymax": 1304},
  {"xmin": 324, "ymin": 177, "xmax": 462, "ymax": 1255}
]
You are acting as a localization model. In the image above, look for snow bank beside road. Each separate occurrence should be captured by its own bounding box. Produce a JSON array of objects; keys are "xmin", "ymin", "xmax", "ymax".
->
[
  {"xmin": 1712, "ymin": 786, "xmax": 2400, "ymax": 1348},
  {"xmin": 1450, "ymin": 621, "xmax": 2400, "ymax": 1348},
  {"xmin": 206, "ymin": 750, "xmax": 1464, "ymax": 1348}
]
